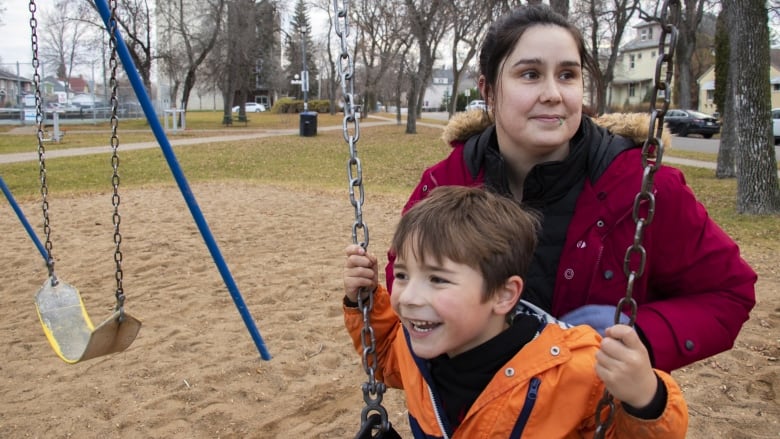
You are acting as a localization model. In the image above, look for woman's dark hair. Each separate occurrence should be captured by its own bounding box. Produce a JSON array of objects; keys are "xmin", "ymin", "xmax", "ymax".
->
[{"xmin": 478, "ymin": 4, "xmax": 598, "ymax": 91}]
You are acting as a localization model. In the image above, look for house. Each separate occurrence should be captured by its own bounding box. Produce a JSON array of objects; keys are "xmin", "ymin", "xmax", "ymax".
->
[
  {"xmin": 0, "ymin": 67, "xmax": 33, "ymax": 108},
  {"xmin": 608, "ymin": 21, "xmax": 665, "ymax": 110},
  {"xmin": 421, "ymin": 66, "xmax": 477, "ymax": 111},
  {"xmin": 697, "ymin": 48, "xmax": 780, "ymax": 114}
]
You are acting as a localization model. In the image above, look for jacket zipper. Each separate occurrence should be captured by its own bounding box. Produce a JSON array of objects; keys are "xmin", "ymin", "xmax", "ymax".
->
[
  {"xmin": 510, "ymin": 377, "xmax": 541, "ymax": 438},
  {"xmin": 427, "ymin": 384, "xmax": 450, "ymax": 439}
]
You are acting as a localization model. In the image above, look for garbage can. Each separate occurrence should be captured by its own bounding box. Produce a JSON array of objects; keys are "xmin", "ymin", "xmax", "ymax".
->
[{"xmin": 299, "ymin": 111, "xmax": 318, "ymax": 137}]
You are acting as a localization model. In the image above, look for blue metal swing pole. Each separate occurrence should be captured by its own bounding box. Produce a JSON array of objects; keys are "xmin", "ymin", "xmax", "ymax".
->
[
  {"xmin": 0, "ymin": 175, "xmax": 48, "ymax": 261},
  {"xmin": 94, "ymin": 0, "xmax": 271, "ymax": 360}
]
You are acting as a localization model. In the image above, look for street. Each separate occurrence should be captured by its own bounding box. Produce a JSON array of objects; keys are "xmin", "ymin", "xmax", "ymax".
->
[{"xmin": 670, "ymin": 135, "xmax": 780, "ymax": 160}]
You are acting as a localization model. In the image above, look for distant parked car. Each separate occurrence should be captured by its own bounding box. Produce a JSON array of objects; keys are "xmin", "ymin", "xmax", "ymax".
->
[
  {"xmin": 232, "ymin": 102, "xmax": 266, "ymax": 113},
  {"xmin": 664, "ymin": 109, "xmax": 720, "ymax": 138},
  {"xmin": 466, "ymin": 99, "xmax": 486, "ymax": 111},
  {"xmin": 772, "ymin": 108, "xmax": 780, "ymax": 144}
]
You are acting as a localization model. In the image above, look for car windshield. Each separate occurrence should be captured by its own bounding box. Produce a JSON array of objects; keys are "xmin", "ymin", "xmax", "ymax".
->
[{"xmin": 687, "ymin": 110, "xmax": 712, "ymax": 119}]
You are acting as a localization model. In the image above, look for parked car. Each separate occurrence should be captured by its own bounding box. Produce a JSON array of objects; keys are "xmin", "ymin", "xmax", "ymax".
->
[
  {"xmin": 232, "ymin": 102, "xmax": 266, "ymax": 113},
  {"xmin": 771, "ymin": 108, "xmax": 780, "ymax": 144},
  {"xmin": 664, "ymin": 109, "xmax": 720, "ymax": 138},
  {"xmin": 466, "ymin": 99, "xmax": 486, "ymax": 111}
]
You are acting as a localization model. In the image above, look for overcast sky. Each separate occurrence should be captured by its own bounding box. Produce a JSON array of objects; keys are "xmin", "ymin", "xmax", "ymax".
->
[{"xmin": 0, "ymin": 3, "xmax": 39, "ymax": 76}]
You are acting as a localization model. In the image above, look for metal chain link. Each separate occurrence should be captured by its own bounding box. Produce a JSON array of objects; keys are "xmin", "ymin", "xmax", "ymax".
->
[
  {"xmin": 29, "ymin": 0, "xmax": 57, "ymax": 283},
  {"xmin": 593, "ymin": 1, "xmax": 680, "ymax": 437},
  {"xmin": 107, "ymin": 0, "xmax": 126, "ymax": 319},
  {"xmin": 333, "ymin": 0, "xmax": 391, "ymax": 436}
]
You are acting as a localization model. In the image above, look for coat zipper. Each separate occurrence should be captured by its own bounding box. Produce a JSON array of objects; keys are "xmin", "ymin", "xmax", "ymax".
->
[
  {"xmin": 510, "ymin": 377, "xmax": 542, "ymax": 438},
  {"xmin": 427, "ymin": 383, "xmax": 450, "ymax": 439}
]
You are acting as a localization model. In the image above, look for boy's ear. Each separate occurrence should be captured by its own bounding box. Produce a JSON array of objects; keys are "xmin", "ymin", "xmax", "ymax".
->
[{"xmin": 493, "ymin": 275, "xmax": 523, "ymax": 316}]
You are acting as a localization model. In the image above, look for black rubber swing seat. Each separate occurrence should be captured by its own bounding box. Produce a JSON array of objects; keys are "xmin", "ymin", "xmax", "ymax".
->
[{"xmin": 35, "ymin": 277, "xmax": 142, "ymax": 364}]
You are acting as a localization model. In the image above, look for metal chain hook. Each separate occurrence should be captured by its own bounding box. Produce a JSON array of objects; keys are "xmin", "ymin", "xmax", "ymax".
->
[
  {"xmin": 593, "ymin": 1, "xmax": 680, "ymax": 438},
  {"xmin": 333, "ymin": 0, "xmax": 391, "ymax": 437}
]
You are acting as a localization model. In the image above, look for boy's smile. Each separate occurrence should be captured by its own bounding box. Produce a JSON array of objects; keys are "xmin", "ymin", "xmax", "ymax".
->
[{"xmin": 391, "ymin": 252, "xmax": 512, "ymax": 359}]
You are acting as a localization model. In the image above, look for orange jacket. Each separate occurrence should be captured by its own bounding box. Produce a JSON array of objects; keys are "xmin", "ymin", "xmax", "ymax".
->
[{"xmin": 345, "ymin": 286, "xmax": 688, "ymax": 438}]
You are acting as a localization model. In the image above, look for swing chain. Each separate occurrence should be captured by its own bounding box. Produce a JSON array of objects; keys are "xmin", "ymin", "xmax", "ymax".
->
[
  {"xmin": 29, "ymin": 0, "xmax": 57, "ymax": 283},
  {"xmin": 107, "ymin": 0, "xmax": 126, "ymax": 317},
  {"xmin": 593, "ymin": 1, "xmax": 680, "ymax": 438},
  {"xmin": 334, "ymin": 0, "xmax": 392, "ymax": 436}
]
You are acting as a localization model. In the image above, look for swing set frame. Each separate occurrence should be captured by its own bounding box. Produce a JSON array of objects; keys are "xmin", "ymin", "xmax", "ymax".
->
[{"xmin": 4, "ymin": 0, "xmax": 271, "ymax": 363}]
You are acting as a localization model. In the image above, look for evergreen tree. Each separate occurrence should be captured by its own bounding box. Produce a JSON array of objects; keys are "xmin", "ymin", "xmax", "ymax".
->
[{"xmin": 285, "ymin": 0, "xmax": 319, "ymax": 100}]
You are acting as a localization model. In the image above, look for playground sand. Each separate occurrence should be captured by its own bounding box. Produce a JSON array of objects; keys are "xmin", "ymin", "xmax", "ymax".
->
[{"xmin": 0, "ymin": 182, "xmax": 777, "ymax": 438}]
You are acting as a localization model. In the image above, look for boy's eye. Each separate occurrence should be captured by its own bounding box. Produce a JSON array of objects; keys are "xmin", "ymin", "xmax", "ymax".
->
[
  {"xmin": 394, "ymin": 271, "xmax": 408, "ymax": 281},
  {"xmin": 429, "ymin": 275, "xmax": 450, "ymax": 285}
]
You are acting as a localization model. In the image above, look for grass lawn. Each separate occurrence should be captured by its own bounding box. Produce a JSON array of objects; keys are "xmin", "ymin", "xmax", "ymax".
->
[{"xmin": 1, "ymin": 114, "xmax": 778, "ymax": 249}]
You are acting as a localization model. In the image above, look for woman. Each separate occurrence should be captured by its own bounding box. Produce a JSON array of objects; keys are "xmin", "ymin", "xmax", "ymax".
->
[{"xmin": 385, "ymin": 4, "xmax": 756, "ymax": 372}]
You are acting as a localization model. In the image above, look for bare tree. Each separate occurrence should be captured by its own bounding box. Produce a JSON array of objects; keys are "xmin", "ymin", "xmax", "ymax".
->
[
  {"xmin": 673, "ymin": 0, "xmax": 710, "ymax": 110},
  {"xmin": 575, "ymin": 0, "xmax": 640, "ymax": 114},
  {"xmin": 724, "ymin": 0, "xmax": 780, "ymax": 213},
  {"xmin": 87, "ymin": 0, "xmax": 156, "ymax": 95},
  {"xmin": 352, "ymin": 0, "xmax": 410, "ymax": 115},
  {"xmin": 404, "ymin": 0, "xmax": 449, "ymax": 134},
  {"xmin": 443, "ymin": 0, "xmax": 495, "ymax": 117},
  {"xmin": 41, "ymin": 0, "xmax": 92, "ymax": 96},
  {"xmin": 312, "ymin": 0, "xmax": 339, "ymax": 114},
  {"xmin": 157, "ymin": 0, "xmax": 225, "ymax": 110},
  {"xmin": 550, "ymin": 0, "xmax": 570, "ymax": 17},
  {"xmin": 224, "ymin": 0, "xmax": 256, "ymax": 122}
]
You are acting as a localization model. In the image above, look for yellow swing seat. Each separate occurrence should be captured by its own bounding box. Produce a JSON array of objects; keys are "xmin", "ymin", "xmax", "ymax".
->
[{"xmin": 35, "ymin": 277, "xmax": 142, "ymax": 364}]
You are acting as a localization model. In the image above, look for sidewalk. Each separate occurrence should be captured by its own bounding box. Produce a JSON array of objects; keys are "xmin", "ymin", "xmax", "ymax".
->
[
  {"xmin": 0, "ymin": 119, "xmax": 395, "ymax": 165},
  {"xmin": 0, "ymin": 115, "xmax": 728, "ymax": 171}
]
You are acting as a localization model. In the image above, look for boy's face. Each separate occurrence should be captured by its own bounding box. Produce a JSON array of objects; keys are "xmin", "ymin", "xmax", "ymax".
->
[{"xmin": 390, "ymin": 250, "xmax": 511, "ymax": 359}]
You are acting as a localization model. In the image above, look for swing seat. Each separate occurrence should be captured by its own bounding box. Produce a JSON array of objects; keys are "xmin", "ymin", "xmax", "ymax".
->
[{"xmin": 34, "ymin": 277, "xmax": 141, "ymax": 364}]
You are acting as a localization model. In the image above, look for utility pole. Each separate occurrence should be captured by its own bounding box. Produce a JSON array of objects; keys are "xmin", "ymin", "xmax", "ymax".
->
[{"xmin": 301, "ymin": 27, "xmax": 309, "ymax": 112}]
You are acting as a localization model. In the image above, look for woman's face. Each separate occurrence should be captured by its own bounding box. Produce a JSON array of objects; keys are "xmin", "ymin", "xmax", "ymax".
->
[{"xmin": 484, "ymin": 24, "xmax": 584, "ymax": 163}]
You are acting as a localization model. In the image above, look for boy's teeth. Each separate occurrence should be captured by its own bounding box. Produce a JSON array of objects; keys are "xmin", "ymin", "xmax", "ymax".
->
[{"xmin": 410, "ymin": 320, "xmax": 440, "ymax": 332}]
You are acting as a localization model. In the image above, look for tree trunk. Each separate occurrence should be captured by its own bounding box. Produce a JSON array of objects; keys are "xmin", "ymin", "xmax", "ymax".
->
[
  {"xmin": 549, "ymin": 0, "xmax": 569, "ymax": 17},
  {"xmin": 716, "ymin": 77, "xmax": 737, "ymax": 178},
  {"xmin": 726, "ymin": 0, "xmax": 780, "ymax": 214}
]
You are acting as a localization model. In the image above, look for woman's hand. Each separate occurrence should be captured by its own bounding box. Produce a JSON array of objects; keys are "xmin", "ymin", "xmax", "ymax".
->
[
  {"xmin": 595, "ymin": 324, "xmax": 658, "ymax": 409},
  {"xmin": 343, "ymin": 244, "xmax": 378, "ymax": 302}
]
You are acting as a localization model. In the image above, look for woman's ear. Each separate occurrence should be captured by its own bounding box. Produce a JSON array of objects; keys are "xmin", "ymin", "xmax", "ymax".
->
[
  {"xmin": 493, "ymin": 275, "xmax": 523, "ymax": 316},
  {"xmin": 478, "ymin": 75, "xmax": 490, "ymax": 104}
]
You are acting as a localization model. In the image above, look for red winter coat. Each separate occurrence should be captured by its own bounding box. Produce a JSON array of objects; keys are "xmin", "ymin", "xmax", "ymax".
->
[{"xmin": 386, "ymin": 113, "xmax": 756, "ymax": 372}]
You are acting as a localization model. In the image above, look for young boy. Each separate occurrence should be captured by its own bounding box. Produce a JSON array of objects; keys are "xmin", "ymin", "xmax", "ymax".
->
[{"xmin": 343, "ymin": 186, "xmax": 687, "ymax": 438}]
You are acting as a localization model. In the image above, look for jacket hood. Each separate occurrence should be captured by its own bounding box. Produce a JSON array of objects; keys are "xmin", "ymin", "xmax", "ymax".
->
[{"xmin": 441, "ymin": 110, "xmax": 673, "ymax": 153}]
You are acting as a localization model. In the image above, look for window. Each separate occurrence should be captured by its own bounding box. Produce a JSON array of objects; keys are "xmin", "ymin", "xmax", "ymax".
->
[
  {"xmin": 629, "ymin": 55, "xmax": 636, "ymax": 69},
  {"xmin": 640, "ymin": 27, "xmax": 653, "ymax": 41},
  {"xmin": 629, "ymin": 83, "xmax": 637, "ymax": 97},
  {"xmin": 706, "ymin": 90, "xmax": 714, "ymax": 102},
  {"xmin": 773, "ymin": 83, "xmax": 780, "ymax": 92}
]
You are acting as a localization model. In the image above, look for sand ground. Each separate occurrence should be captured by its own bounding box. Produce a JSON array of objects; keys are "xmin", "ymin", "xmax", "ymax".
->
[{"xmin": 0, "ymin": 182, "xmax": 777, "ymax": 438}]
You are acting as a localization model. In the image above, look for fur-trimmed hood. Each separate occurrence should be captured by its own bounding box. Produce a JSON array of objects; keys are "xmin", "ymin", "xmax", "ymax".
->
[{"xmin": 441, "ymin": 110, "xmax": 672, "ymax": 152}]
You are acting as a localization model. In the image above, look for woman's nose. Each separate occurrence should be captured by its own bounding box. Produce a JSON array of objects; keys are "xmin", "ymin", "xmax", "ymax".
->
[{"xmin": 540, "ymin": 76, "xmax": 563, "ymax": 103}]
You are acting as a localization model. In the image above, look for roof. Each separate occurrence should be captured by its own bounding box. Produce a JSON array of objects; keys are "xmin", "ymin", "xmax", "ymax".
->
[
  {"xmin": 67, "ymin": 76, "xmax": 88, "ymax": 92},
  {"xmin": 0, "ymin": 67, "xmax": 31, "ymax": 82}
]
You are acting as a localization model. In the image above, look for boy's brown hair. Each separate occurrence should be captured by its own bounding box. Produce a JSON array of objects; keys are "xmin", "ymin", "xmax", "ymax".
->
[{"xmin": 391, "ymin": 186, "xmax": 539, "ymax": 301}]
